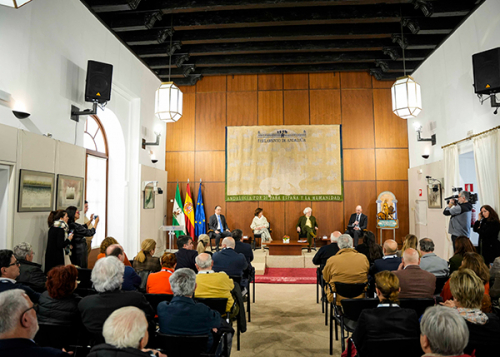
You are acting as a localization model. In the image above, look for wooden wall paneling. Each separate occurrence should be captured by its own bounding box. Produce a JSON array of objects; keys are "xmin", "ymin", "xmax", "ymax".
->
[
  {"xmin": 227, "ymin": 91, "xmax": 258, "ymax": 126},
  {"xmin": 258, "ymin": 201, "xmax": 285, "ymax": 240},
  {"xmin": 283, "ymin": 73, "xmax": 309, "ymax": 90},
  {"xmin": 258, "ymin": 91, "xmax": 284, "ymax": 125},
  {"xmin": 285, "ymin": 201, "xmax": 311, "ymax": 241},
  {"xmin": 344, "ymin": 181, "xmax": 377, "ymax": 233},
  {"xmin": 166, "ymin": 93, "xmax": 195, "ymax": 152},
  {"xmin": 375, "ymin": 149, "xmax": 409, "ymax": 180},
  {"xmin": 372, "ymin": 78, "xmax": 394, "ymax": 89},
  {"xmin": 343, "ymin": 149, "xmax": 376, "ymax": 181},
  {"xmin": 377, "ymin": 181, "xmax": 409, "ymax": 246},
  {"xmin": 310, "ymin": 89, "xmax": 341, "ymax": 125},
  {"xmin": 341, "ymin": 89, "xmax": 375, "ymax": 149},
  {"xmin": 195, "ymin": 92, "xmax": 227, "ymax": 151},
  {"xmin": 284, "ymin": 90, "xmax": 310, "ymax": 125},
  {"xmin": 373, "ymin": 89, "xmax": 408, "ymax": 148},
  {"xmin": 227, "ymin": 74, "xmax": 258, "ymax": 92},
  {"xmin": 196, "ymin": 75, "xmax": 227, "ymax": 92},
  {"xmin": 226, "ymin": 202, "xmax": 256, "ymax": 238},
  {"xmin": 178, "ymin": 85, "xmax": 196, "ymax": 94},
  {"xmin": 194, "ymin": 182, "xmax": 226, "ymax": 223},
  {"xmin": 340, "ymin": 72, "xmax": 372, "ymax": 89},
  {"xmin": 258, "ymin": 74, "xmax": 283, "ymax": 91},
  {"xmin": 311, "ymin": 201, "xmax": 344, "ymax": 238},
  {"xmin": 309, "ymin": 73, "xmax": 340, "ymax": 89},
  {"xmin": 166, "ymin": 152, "xmax": 195, "ymax": 182},
  {"xmin": 195, "ymin": 151, "xmax": 225, "ymax": 182}
]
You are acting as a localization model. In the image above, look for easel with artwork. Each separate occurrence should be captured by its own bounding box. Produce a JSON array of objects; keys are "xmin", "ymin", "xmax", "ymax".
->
[{"xmin": 376, "ymin": 191, "xmax": 399, "ymax": 245}]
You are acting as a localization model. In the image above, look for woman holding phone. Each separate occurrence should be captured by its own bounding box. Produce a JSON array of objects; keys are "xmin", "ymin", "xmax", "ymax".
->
[
  {"xmin": 45, "ymin": 210, "xmax": 73, "ymax": 273},
  {"xmin": 473, "ymin": 205, "xmax": 500, "ymax": 265},
  {"xmin": 66, "ymin": 206, "xmax": 98, "ymax": 268}
]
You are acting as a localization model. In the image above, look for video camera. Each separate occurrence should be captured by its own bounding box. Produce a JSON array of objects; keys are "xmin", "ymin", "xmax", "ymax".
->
[{"xmin": 444, "ymin": 187, "xmax": 478, "ymax": 205}]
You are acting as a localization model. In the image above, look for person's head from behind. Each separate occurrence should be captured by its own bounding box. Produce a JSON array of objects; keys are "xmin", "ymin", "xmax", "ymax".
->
[
  {"xmin": 106, "ymin": 244, "xmax": 125, "ymax": 262},
  {"xmin": 374, "ymin": 271, "xmax": 400, "ymax": 304},
  {"xmin": 362, "ymin": 231, "xmax": 376, "ymax": 246},
  {"xmin": 450, "ymin": 269, "xmax": 485, "ymax": 309},
  {"xmin": 402, "ymin": 248, "xmax": 420, "ymax": 267},
  {"xmin": 13, "ymin": 242, "xmax": 34, "ymax": 262},
  {"xmin": 479, "ymin": 204, "xmax": 500, "ymax": 222},
  {"xmin": 0, "ymin": 250, "xmax": 20, "ymax": 279},
  {"xmin": 66, "ymin": 206, "xmax": 79, "ymax": 223},
  {"xmin": 47, "ymin": 210, "xmax": 67, "ymax": 228},
  {"xmin": 136, "ymin": 239, "xmax": 157, "ymax": 263},
  {"xmin": 419, "ymin": 238, "xmax": 435, "ymax": 254},
  {"xmin": 46, "ymin": 265, "xmax": 79, "ymax": 299},
  {"xmin": 222, "ymin": 237, "xmax": 235, "ymax": 249},
  {"xmin": 383, "ymin": 239, "xmax": 398, "ymax": 256},
  {"xmin": 331, "ymin": 231, "xmax": 341, "ymax": 243},
  {"xmin": 461, "ymin": 252, "xmax": 490, "ymax": 284},
  {"xmin": 91, "ymin": 256, "xmax": 124, "ymax": 293},
  {"xmin": 100, "ymin": 237, "xmax": 119, "ymax": 254},
  {"xmin": 337, "ymin": 234, "xmax": 353, "ymax": 250},
  {"xmin": 177, "ymin": 235, "xmax": 193, "ymax": 250},
  {"xmin": 455, "ymin": 236, "xmax": 475, "ymax": 257},
  {"xmin": 231, "ymin": 229, "xmax": 243, "ymax": 242},
  {"xmin": 420, "ymin": 306, "xmax": 469, "ymax": 356},
  {"xmin": 195, "ymin": 253, "xmax": 213, "ymax": 272},
  {"xmin": 161, "ymin": 252, "xmax": 177, "ymax": 269},
  {"xmin": 102, "ymin": 307, "xmax": 149, "ymax": 350},
  {"xmin": 169, "ymin": 268, "xmax": 196, "ymax": 297},
  {"xmin": 0, "ymin": 289, "xmax": 38, "ymax": 340},
  {"xmin": 402, "ymin": 234, "xmax": 418, "ymax": 251}
]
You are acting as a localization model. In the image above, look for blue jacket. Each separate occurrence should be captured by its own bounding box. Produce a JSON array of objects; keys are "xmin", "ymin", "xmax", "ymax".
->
[
  {"xmin": 0, "ymin": 338, "xmax": 69, "ymax": 357},
  {"xmin": 122, "ymin": 266, "xmax": 142, "ymax": 291},
  {"xmin": 0, "ymin": 279, "xmax": 40, "ymax": 303},
  {"xmin": 234, "ymin": 241, "xmax": 253, "ymax": 264},
  {"xmin": 212, "ymin": 248, "xmax": 248, "ymax": 277},
  {"xmin": 370, "ymin": 256, "xmax": 402, "ymax": 277}
]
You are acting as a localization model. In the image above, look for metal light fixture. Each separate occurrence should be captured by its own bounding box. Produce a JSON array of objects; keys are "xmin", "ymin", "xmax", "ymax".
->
[
  {"xmin": 154, "ymin": 15, "xmax": 183, "ymax": 123},
  {"xmin": 0, "ymin": 0, "xmax": 33, "ymax": 8},
  {"xmin": 413, "ymin": 122, "xmax": 436, "ymax": 145}
]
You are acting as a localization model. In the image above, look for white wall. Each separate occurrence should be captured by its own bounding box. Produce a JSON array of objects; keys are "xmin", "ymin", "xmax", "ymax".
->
[{"xmin": 408, "ymin": 0, "xmax": 500, "ymax": 169}]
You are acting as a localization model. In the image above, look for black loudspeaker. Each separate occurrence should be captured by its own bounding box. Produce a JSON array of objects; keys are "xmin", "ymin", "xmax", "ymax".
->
[
  {"xmin": 85, "ymin": 60, "xmax": 113, "ymax": 103},
  {"xmin": 472, "ymin": 47, "xmax": 500, "ymax": 95}
]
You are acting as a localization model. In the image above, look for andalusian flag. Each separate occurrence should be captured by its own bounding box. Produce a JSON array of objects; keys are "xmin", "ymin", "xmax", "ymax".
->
[
  {"xmin": 195, "ymin": 182, "xmax": 206, "ymax": 237},
  {"xmin": 172, "ymin": 184, "xmax": 186, "ymax": 237},
  {"xmin": 184, "ymin": 182, "xmax": 195, "ymax": 239}
]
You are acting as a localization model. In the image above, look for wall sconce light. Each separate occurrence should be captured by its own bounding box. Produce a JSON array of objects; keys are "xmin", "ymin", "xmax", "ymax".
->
[
  {"xmin": 413, "ymin": 122, "xmax": 436, "ymax": 146},
  {"xmin": 12, "ymin": 101, "xmax": 30, "ymax": 119},
  {"xmin": 150, "ymin": 150, "xmax": 158, "ymax": 164},
  {"xmin": 142, "ymin": 130, "xmax": 161, "ymax": 150}
]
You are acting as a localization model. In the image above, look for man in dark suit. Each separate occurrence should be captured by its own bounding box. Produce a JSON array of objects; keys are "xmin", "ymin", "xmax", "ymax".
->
[
  {"xmin": 370, "ymin": 239, "xmax": 402, "ymax": 277},
  {"xmin": 13, "ymin": 242, "xmax": 46, "ymax": 293},
  {"xmin": 175, "ymin": 235, "xmax": 198, "ymax": 274},
  {"xmin": 393, "ymin": 248, "xmax": 436, "ymax": 299},
  {"xmin": 213, "ymin": 238, "xmax": 248, "ymax": 277},
  {"xmin": 0, "ymin": 250, "xmax": 40, "ymax": 303},
  {"xmin": 208, "ymin": 205, "xmax": 231, "ymax": 251},
  {"xmin": 0, "ymin": 289, "xmax": 70, "ymax": 357},
  {"xmin": 346, "ymin": 205, "xmax": 367, "ymax": 247},
  {"xmin": 232, "ymin": 229, "xmax": 253, "ymax": 265},
  {"xmin": 106, "ymin": 245, "xmax": 141, "ymax": 291},
  {"xmin": 297, "ymin": 207, "xmax": 319, "ymax": 252},
  {"xmin": 313, "ymin": 231, "xmax": 341, "ymax": 270}
]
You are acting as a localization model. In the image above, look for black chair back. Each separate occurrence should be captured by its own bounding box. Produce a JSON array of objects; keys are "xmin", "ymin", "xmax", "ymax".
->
[
  {"xmin": 333, "ymin": 282, "xmax": 367, "ymax": 299},
  {"xmin": 194, "ymin": 297, "xmax": 228, "ymax": 316},
  {"xmin": 229, "ymin": 275, "xmax": 242, "ymax": 287},
  {"xmin": 77, "ymin": 268, "xmax": 92, "ymax": 289},
  {"xmin": 145, "ymin": 293, "xmax": 174, "ymax": 312},
  {"xmin": 34, "ymin": 323, "xmax": 76, "ymax": 349},
  {"xmin": 358, "ymin": 337, "xmax": 422, "ymax": 357},
  {"xmin": 156, "ymin": 333, "xmax": 209, "ymax": 357},
  {"xmin": 340, "ymin": 298, "xmax": 379, "ymax": 321},
  {"xmin": 399, "ymin": 298, "xmax": 435, "ymax": 317},
  {"xmin": 74, "ymin": 287, "xmax": 98, "ymax": 297},
  {"xmin": 434, "ymin": 276, "xmax": 448, "ymax": 295}
]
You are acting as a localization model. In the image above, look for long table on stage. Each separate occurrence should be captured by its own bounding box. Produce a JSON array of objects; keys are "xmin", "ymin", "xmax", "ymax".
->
[{"xmin": 267, "ymin": 242, "xmax": 309, "ymax": 255}]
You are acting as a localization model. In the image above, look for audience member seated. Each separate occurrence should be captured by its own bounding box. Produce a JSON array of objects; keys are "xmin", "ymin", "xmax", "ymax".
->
[
  {"xmin": 393, "ymin": 248, "xmax": 436, "ymax": 299},
  {"xmin": 0, "ymin": 250, "xmax": 40, "ymax": 303},
  {"xmin": 322, "ymin": 234, "xmax": 369, "ymax": 304},
  {"xmin": 490, "ymin": 256, "xmax": 500, "ymax": 302},
  {"xmin": 398, "ymin": 234, "xmax": 421, "ymax": 258},
  {"xmin": 88, "ymin": 306, "xmax": 165, "ymax": 357},
  {"xmin": 197, "ymin": 234, "xmax": 211, "ymax": 255},
  {"xmin": 195, "ymin": 253, "xmax": 235, "ymax": 314},
  {"xmin": 419, "ymin": 238, "xmax": 449, "ymax": 277},
  {"xmin": 78, "ymin": 257, "xmax": 154, "ymax": 337},
  {"xmin": 175, "ymin": 235, "xmax": 198, "ymax": 274},
  {"xmin": 449, "ymin": 236, "xmax": 475, "ymax": 275},
  {"xmin": 370, "ymin": 239, "xmax": 402, "ymax": 277},
  {"xmin": 13, "ymin": 242, "xmax": 46, "ymax": 292},
  {"xmin": 441, "ymin": 269, "xmax": 500, "ymax": 355},
  {"xmin": 312, "ymin": 231, "xmax": 340, "ymax": 270},
  {"xmin": 106, "ymin": 244, "xmax": 141, "ymax": 291},
  {"xmin": 352, "ymin": 271, "xmax": 420, "ymax": 353},
  {"xmin": 355, "ymin": 231, "xmax": 383, "ymax": 264},
  {"xmin": 146, "ymin": 252, "xmax": 176, "ymax": 294},
  {"xmin": 157, "ymin": 268, "xmax": 229, "ymax": 354},
  {"xmin": 420, "ymin": 306, "xmax": 471, "ymax": 357},
  {"xmin": 0, "ymin": 289, "xmax": 70, "ymax": 357},
  {"xmin": 441, "ymin": 252, "xmax": 491, "ymax": 312},
  {"xmin": 232, "ymin": 229, "xmax": 253, "ymax": 266},
  {"xmin": 213, "ymin": 237, "xmax": 248, "ymax": 277},
  {"xmin": 37, "ymin": 265, "xmax": 81, "ymax": 325},
  {"xmin": 133, "ymin": 239, "xmax": 161, "ymax": 273},
  {"xmin": 96, "ymin": 236, "xmax": 132, "ymax": 266}
]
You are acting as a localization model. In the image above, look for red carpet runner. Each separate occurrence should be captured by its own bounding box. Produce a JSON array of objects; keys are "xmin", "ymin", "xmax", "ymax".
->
[{"xmin": 254, "ymin": 268, "xmax": 317, "ymax": 284}]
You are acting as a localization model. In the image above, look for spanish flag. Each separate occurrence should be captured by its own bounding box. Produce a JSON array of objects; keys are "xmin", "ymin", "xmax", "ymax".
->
[{"xmin": 184, "ymin": 182, "xmax": 195, "ymax": 239}]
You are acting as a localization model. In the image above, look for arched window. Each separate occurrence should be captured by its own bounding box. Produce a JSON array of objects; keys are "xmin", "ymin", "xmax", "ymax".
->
[{"xmin": 83, "ymin": 115, "xmax": 108, "ymax": 248}]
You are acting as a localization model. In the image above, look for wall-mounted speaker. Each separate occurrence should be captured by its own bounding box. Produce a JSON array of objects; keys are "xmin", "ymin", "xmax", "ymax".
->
[
  {"xmin": 472, "ymin": 47, "xmax": 500, "ymax": 95},
  {"xmin": 85, "ymin": 60, "xmax": 113, "ymax": 103}
]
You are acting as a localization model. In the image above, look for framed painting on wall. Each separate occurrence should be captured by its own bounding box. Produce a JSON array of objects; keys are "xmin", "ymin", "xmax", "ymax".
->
[
  {"xmin": 144, "ymin": 183, "xmax": 155, "ymax": 209},
  {"xmin": 427, "ymin": 184, "xmax": 442, "ymax": 209},
  {"xmin": 56, "ymin": 175, "xmax": 84, "ymax": 211},
  {"xmin": 18, "ymin": 170, "xmax": 55, "ymax": 212}
]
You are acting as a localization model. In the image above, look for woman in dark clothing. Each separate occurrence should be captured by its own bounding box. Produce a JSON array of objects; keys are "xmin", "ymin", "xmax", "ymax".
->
[
  {"xmin": 473, "ymin": 205, "xmax": 500, "ymax": 266},
  {"xmin": 67, "ymin": 206, "xmax": 98, "ymax": 268},
  {"xmin": 356, "ymin": 231, "xmax": 383, "ymax": 264},
  {"xmin": 38, "ymin": 265, "xmax": 81, "ymax": 325},
  {"xmin": 44, "ymin": 210, "xmax": 73, "ymax": 274},
  {"xmin": 449, "ymin": 236, "xmax": 476, "ymax": 275}
]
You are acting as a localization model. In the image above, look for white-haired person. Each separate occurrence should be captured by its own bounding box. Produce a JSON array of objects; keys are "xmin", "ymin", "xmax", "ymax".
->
[
  {"xmin": 78, "ymin": 256, "xmax": 154, "ymax": 341},
  {"xmin": 0, "ymin": 289, "xmax": 70, "ymax": 357},
  {"xmin": 87, "ymin": 306, "xmax": 165, "ymax": 357},
  {"xmin": 312, "ymin": 231, "xmax": 341, "ymax": 270},
  {"xmin": 13, "ymin": 242, "xmax": 46, "ymax": 292},
  {"xmin": 420, "ymin": 306, "xmax": 470, "ymax": 357},
  {"xmin": 297, "ymin": 207, "xmax": 319, "ymax": 252}
]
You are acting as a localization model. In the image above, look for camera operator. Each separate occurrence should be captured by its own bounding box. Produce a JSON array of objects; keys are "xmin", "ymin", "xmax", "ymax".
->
[{"xmin": 443, "ymin": 191, "xmax": 472, "ymax": 252}]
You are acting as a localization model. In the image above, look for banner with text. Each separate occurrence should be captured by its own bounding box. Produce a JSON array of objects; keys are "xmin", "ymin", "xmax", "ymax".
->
[{"xmin": 225, "ymin": 125, "xmax": 343, "ymax": 201}]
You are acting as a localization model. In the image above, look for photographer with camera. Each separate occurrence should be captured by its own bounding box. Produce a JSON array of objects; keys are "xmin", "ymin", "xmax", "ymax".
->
[{"xmin": 443, "ymin": 191, "xmax": 472, "ymax": 252}]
